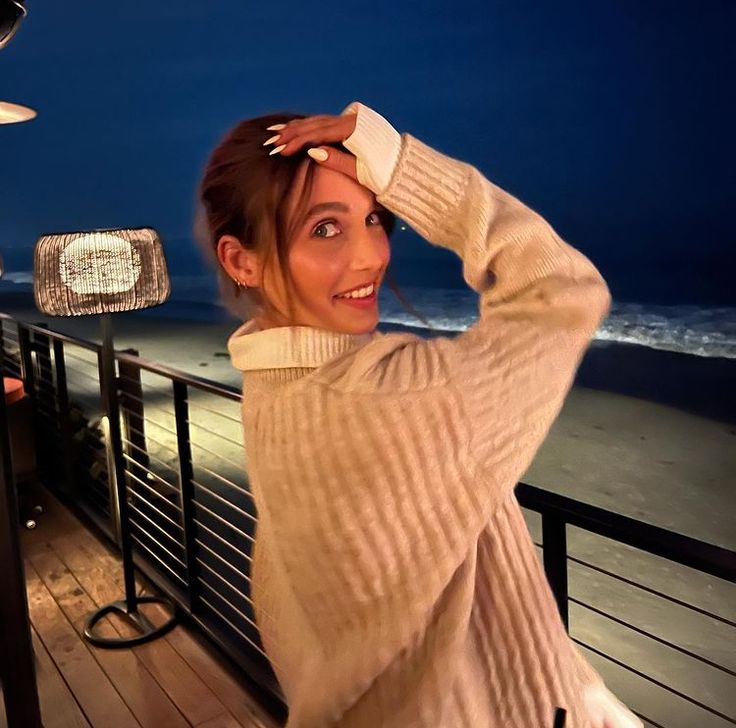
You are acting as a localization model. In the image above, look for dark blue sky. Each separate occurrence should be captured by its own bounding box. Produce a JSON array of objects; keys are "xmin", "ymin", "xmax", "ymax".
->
[{"xmin": 2, "ymin": 0, "xmax": 734, "ymax": 305}]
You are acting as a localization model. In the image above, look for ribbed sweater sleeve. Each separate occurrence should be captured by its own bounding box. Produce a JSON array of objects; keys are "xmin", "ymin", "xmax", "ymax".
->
[{"xmin": 335, "ymin": 100, "xmax": 612, "ymax": 518}]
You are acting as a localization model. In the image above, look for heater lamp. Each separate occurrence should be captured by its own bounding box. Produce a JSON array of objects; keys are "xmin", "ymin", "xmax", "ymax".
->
[
  {"xmin": 34, "ymin": 227, "xmax": 170, "ymax": 316},
  {"xmin": 32, "ymin": 226, "xmax": 177, "ymax": 648}
]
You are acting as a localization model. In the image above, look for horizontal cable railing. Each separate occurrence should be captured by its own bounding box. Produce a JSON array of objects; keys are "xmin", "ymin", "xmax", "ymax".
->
[
  {"xmin": 519, "ymin": 484, "xmax": 736, "ymax": 727},
  {"xmin": 1, "ymin": 315, "xmax": 114, "ymax": 538},
  {"xmin": 2, "ymin": 312, "xmax": 733, "ymax": 728}
]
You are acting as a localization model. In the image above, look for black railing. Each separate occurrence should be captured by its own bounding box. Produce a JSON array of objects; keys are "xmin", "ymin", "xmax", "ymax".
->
[
  {"xmin": 2, "ymin": 311, "xmax": 734, "ymax": 728},
  {"xmin": 517, "ymin": 484, "xmax": 736, "ymax": 727}
]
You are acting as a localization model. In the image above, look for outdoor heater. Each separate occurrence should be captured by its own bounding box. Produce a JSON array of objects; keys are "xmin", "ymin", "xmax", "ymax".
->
[
  {"xmin": 33, "ymin": 226, "xmax": 177, "ymax": 647},
  {"xmin": 0, "ymin": 0, "xmax": 27, "ymax": 50}
]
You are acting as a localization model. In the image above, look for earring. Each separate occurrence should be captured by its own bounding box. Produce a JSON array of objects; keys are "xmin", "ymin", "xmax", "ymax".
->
[{"xmin": 233, "ymin": 278, "xmax": 249, "ymax": 289}]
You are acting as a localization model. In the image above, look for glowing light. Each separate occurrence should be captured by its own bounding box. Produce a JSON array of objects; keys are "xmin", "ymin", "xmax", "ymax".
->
[
  {"xmin": 60, "ymin": 233, "xmax": 142, "ymax": 295},
  {"xmin": 0, "ymin": 101, "xmax": 37, "ymax": 124},
  {"xmin": 34, "ymin": 227, "xmax": 170, "ymax": 316}
]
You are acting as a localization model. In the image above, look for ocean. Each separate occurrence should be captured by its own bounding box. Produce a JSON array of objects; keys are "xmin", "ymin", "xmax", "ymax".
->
[{"xmin": 1, "ymin": 271, "xmax": 734, "ymax": 360}]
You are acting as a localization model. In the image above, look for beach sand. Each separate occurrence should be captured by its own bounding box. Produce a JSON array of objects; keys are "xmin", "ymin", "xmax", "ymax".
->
[{"xmin": 3, "ymin": 296, "xmax": 735, "ymax": 726}]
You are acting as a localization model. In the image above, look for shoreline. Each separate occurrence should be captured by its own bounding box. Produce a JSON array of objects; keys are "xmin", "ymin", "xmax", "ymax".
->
[
  {"xmin": 1, "ymin": 296, "xmax": 734, "ymax": 550},
  {"xmin": 1, "ymin": 296, "xmax": 734, "ymax": 423},
  {"xmin": 378, "ymin": 322, "xmax": 736, "ymax": 425}
]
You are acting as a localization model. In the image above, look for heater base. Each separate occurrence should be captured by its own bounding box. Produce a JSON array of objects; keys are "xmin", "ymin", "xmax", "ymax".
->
[{"xmin": 83, "ymin": 595, "xmax": 177, "ymax": 648}]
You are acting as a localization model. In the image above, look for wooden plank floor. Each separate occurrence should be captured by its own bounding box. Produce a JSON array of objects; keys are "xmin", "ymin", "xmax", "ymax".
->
[{"xmin": 16, "ymin": 485, "xmax": 280, "ymax": 728}]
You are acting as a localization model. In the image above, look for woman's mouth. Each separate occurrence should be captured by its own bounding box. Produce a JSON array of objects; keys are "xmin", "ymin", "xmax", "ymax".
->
[
  {"xmin": 334, "ymin": 289, "xmax": 377, "ymax": 308},
  {"xmin": 333, "ymin": 281, "xmax": 378, "ymax": 308}
]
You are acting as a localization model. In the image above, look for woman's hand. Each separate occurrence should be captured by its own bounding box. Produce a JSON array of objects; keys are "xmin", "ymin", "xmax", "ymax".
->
[
  {"xmin": 582, "ymin": 684, "xmax": 644, "ymax": 728},
  {"xmin": 263, "ymin": 113, "xmax": 359, "ymax": 181}
]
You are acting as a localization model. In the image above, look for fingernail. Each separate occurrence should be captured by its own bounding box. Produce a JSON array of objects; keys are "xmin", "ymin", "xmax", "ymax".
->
[
  {"xmin": 307, "ymin": 148, "xmax": 329, "ymax": 162},
  {"xmin": 269, "ymin": 143, "xmax": 287, "ymax": 156},
  {"xmin": 266, "ymin": 123, "xmax": 287, "ymax": 131},
  {"xmin": 263, "ymin": 134, "xmax": 281, "ymax": 146}
]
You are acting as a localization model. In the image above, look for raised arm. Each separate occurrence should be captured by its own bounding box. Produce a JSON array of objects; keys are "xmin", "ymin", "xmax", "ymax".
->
[{"xmin": 341, "ymin": 101, "xmax": 611, "ymax": 503}]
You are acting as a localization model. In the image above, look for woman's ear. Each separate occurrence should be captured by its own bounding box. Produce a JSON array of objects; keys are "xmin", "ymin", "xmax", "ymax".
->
[{"xmin": 216, "ymin": 234, "xmax": 260, "ymax": 287}]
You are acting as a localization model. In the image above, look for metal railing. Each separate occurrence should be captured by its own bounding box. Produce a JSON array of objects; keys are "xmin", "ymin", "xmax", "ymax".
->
[
  {"xmin": 2, "ymin": 311, "xmax": 734, "ymax": 728},
  {"xmin": 517, "ymin": 485, "xmax": 735, "ymax": 727}
]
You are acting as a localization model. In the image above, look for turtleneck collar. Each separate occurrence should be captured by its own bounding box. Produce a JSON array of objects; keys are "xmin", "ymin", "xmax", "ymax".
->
[{"xmin": 227, "ymin": 318, "xmax": 381, "ymax": 373}]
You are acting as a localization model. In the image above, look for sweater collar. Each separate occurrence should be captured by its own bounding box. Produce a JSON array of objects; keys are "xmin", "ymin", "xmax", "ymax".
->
[{"xmin": 227, "ymin": 318, "xmax": 380, "ymax": 372}]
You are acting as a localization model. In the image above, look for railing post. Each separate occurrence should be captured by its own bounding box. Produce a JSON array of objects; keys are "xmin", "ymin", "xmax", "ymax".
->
[
  {"xmin": 118, "ymin": 349, "xmax": 150, "ymax": 487},
  {"xmin": 32, "ymin": 324, "xmax": 53, "ymax": 391},
  {"xmin": 542, "ymin": 514, "xmax": 569, "ymax": 631},
  {"xmin": 32, "ymin": 325, "xmax": 56, "ymax": 486},
  {"xmin": 53, "ymin": 338, "xmax": 76, "ymax": 499},
  {"xmin": 172, "ymin": 380, "xmax": 198, "ymax": 615},
  {"xmin": 18, "ymin": 324, "xmax": 35, "ymax": 399}
]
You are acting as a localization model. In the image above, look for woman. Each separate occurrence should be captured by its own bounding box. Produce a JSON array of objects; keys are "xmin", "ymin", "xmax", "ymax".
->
[{"xmin": 197, "ymin": 101, "xmax": 642, "ymax": 728}]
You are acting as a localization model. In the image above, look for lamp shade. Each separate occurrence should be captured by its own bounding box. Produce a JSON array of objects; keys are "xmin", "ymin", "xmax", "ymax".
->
[
  {"xmin": 0, "ymin": 101, "xmax": 36, "ymax": 124},
  {"xmin": 0, "ymin": 0, "xmax": 26, "ymax": 50},
  {"xmin": 33, "ymin": 227, "xmax": 170, "ymax": 316}
]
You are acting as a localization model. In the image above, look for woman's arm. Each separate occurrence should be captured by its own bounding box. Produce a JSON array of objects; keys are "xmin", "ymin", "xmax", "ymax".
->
[
  {"xmin": 335, "ymin": 102, "xmax": 634, "ymax": 723},
  {"xmin": 341, "ymin": 100, "xmax": 611, "ymax": 503}
]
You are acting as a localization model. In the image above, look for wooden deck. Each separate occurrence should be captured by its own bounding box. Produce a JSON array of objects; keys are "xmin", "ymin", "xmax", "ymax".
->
[{"xmin": 13, "ymin": 485, "xmax": 280, "ymax": 728}]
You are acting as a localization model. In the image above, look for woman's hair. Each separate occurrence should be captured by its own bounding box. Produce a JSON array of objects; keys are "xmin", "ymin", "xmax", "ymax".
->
[{"xmin": 195, "ymin": 111, "xmax": 436, "ymax": 331}]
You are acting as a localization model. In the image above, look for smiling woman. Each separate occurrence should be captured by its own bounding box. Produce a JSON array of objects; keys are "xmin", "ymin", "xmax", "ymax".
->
[
  {"xmin": 193, "ymin": 101, "xmax": 641, "ymax": 728},
  {"xmin": 195, "ymin": 108, "xmax": 431, "ymax": 335}
]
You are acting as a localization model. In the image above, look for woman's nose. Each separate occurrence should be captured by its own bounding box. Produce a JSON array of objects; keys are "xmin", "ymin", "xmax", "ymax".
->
[{"xmin": 350, "ymin": 232, "xmax": 386, "ymax": 270}]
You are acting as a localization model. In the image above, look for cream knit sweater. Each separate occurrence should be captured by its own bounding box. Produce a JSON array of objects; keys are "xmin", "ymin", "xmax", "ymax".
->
[{"xmin": 228, "ymin": 102, "xmax": 641, "ymax": 728}]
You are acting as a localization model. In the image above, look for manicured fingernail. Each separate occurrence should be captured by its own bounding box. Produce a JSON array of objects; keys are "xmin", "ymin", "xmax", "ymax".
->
[
  {"xmin": 266, "ymin": 123, "xmax": 287, "ymax": 131},
  {"xmin": 263, "ymin": 134, "xmax": 281, "ymax": 146},
  {"xmin": 269, "ymin": 143, "xmax": 287, "ymax": 156},
  {"xmin": 307, "ymin": 148, "xmax": 329, "ymax": 162}
]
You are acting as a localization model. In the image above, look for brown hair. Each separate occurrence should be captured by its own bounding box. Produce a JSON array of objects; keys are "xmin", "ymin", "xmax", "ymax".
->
[{"xmin": 195, "ymin": 111, "xmax": 435, "ymax": 332}]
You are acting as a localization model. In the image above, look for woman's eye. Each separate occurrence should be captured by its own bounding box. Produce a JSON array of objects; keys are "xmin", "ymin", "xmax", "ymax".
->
[
  {"xmin": 313, "ymin": 220, "xmax": 340, "ymax": 238},
  {"xmin": 312, "ymin": 211, "xmax": 384, "ymax": 239},
  {"xmin": 367, "ymin": 211, "xmax": 383, "ymax": 225}
]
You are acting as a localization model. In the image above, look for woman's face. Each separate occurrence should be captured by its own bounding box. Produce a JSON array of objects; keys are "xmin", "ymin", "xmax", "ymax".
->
[{"xmin": 258, "ymin": 161, "xmax": 391, "ymax": 334}]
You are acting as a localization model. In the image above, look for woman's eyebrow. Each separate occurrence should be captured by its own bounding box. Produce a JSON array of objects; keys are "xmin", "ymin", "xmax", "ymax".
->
[
  {"xmin": 303, "ymin": 201, "xmax": 384, "ymax": 221},
  {"xmin": 304, "ymin": 202, "xmax": 350, "ymax": 220}
]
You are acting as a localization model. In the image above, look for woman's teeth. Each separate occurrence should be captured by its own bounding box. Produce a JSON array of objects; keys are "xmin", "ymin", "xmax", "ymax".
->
[{"xmin": 336, "ymin": 283, "xmax": 375, "ymax": 299}]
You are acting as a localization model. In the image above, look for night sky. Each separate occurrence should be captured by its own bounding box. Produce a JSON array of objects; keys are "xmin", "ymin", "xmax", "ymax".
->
[{"xmin": 1, "ymin": 0, "xmax": 734, "ymax": 306}]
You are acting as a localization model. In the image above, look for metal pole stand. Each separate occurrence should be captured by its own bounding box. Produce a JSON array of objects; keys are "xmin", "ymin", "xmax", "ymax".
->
[
  {"xmin": 84, "ymin": 593, "xmax": 177, "ymax": 647},
  {"xmin": 83, "ymin": 314, "xmax": 177, "ymax": 648}
]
